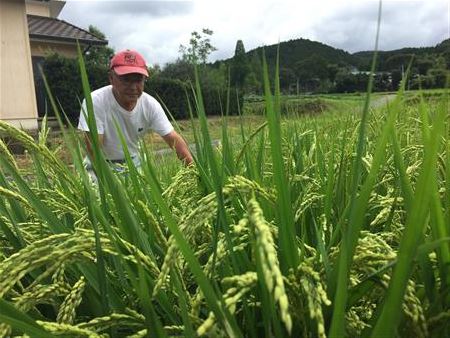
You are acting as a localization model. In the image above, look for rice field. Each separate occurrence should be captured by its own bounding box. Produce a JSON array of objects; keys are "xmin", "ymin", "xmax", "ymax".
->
[{"xmin": 0, "ymin": 53, "xmax": 449, "ymax": 338}]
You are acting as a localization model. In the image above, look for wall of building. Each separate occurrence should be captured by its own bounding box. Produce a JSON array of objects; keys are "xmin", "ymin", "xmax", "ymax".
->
[
  {"xmin": 25, "ymin": 1, "xmax": 50, "ymax": 17},
  {"xmin": 30, "ymin": 40, "xmax": 79, "ymax": 59},
  {"xmin": 0, "ymin": 0, "xmax": 38, "ymax": 130},
  {"xmin": 26, "ymin": 0, "xmax": 66, "ymax": 18}
]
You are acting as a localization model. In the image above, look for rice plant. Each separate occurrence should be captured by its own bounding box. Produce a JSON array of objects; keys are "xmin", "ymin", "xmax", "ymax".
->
[{"xmin": 0, "ymin": 45, "xmax": 449, "ymax": 338}]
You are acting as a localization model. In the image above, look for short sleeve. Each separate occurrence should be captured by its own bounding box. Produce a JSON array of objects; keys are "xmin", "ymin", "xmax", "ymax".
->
[
  {"xmin": 77, "ymin": 99, "xmax": 105, "ymax": 134},
  {"xmin": 146, "ymin": 96, "xmax": 174, "ymax": 136}
]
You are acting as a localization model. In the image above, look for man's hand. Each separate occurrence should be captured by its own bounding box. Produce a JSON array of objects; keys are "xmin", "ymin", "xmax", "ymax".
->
[{"xmin": 162, "ymin": 131, "xmax": 193, "ymax": 166}]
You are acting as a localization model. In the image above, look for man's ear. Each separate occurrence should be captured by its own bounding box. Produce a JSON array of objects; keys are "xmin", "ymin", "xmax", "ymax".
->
[{"xmin": 108, "ymin": 71, "xmax": 114, "ymax": 84}]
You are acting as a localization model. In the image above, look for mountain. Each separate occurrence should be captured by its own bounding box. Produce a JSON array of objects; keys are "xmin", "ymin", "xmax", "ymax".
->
[
  {"xmin": 215, "ymin": 37, "xmax": 448, "ymax": 72},
  {"xmin": 352, "ymin": 46, "xmax": 436, "ymax": 70},
  {"xmin": 203, "ymin": 37, "xmax": 450, "ymax": 93},
  {"xmin": 435, "ymin": 38, "xmax": 450, "ymax": 52},
  {"xmin": 249, "ymin": 38, "xmax": 357, "ymax": 68},
  {"xmin": 212, "ymin": 37, "xmax": 358, "ymax": 69}
]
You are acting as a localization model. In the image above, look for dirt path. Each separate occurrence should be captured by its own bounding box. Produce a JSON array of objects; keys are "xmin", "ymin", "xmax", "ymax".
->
[{"xmin": 370, "ymin": 94, "xmax": 397, "ymax": 109}]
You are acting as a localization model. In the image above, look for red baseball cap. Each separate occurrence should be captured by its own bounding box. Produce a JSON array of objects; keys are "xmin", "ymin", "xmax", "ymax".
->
[{"xmin": 110, "ymin": 50, "xmax": 149, "ymax": 77}]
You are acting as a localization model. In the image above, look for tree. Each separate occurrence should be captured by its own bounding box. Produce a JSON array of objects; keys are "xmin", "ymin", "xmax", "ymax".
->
[
  {"xmin": 160, "ymin": 59, "xmax": 194, "ymax": 82},
  {"xmin": 415, "ymin": 57, "xmax": 434, "ymax": 75},
  {"xmin": 230, "ymin": 40, "xmax": 249, "ymax": 91},
  {"xmin": 410, "ymin": 74, "xmax": 435, "ymax": 89},
  {"xmin": 42, "ymin": 53, "xmax": 109, "ymax": 124},
  {"xmin": 441, "ymin": 49, "xmax": 450, "ymax": 68},
  {"xmin": 179, "ymin": 28, "xmax": 217, "ymax": 65},
  {"xmin": 200, "ymin": 63, "xmax": 227, "ymax": 90},
  {"xmin": 40, "ymin": 25, "xmax": 115, "ymax": 124},
  {"xmin": 334, "ymin": 70, "xmax": 368, "ymax": 93},
  {"xmin": 244, "ymin": 51, "xmax": 263, "ymax": 94},
  {"xmin": 84, "ymin": 25, "xmax": 115, "ymax": 67},
  {"xmin": 428, "ymin": 68, "xmax": 447, "ymax": 88},
  {"xmin": 294, "ymin": 55, "xmax": 329, "ymax": 92},
  {"xmin": 384, "ymin": 53, "xmax": 413, "ymax": 72},
  {"xmin": 279, "ymin": 67, "xmax": 296, "ymax": 93},
  {"xmin": 373, "ymin": 73, "xmax": 392, "ymax": 92},
  {"xmin": 148, "ymin": 64, "xmax": 162, "ymax": 78},
  {"xmin": 327, "ymin": 64, "xmax": 340, "ymax": 83},
  {"xmin": 244, "ymin": 71, "xmax": 261, "ymax": 94},
  {"xmin": 391, "ymin": 69, "xmax": 403, "ymax": 90}
]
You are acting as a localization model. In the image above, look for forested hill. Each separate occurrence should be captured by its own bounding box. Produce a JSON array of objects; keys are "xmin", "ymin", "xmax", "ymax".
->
[
  {"xmin": 247, "ymin": 38, "xmax": 357, "ymax": 68},
  {"xmin": 210, "ymin": 36, "xmax": 450, "ymax": 93},
  {"xmin": 353, "ymin": 46, "xmax": 437, "ymax": 70},
  {"xmin": 157, "ymin": 34, "xmax": 450, "ymax": 95}
]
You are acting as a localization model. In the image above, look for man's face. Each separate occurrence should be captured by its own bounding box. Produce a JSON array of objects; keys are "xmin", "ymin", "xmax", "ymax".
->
[{"xmin": 109, "ymin": 71, "xmax": 146, "ymax": 107}]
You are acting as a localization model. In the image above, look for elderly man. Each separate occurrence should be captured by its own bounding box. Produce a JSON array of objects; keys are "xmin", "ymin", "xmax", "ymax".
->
[{"xmin": 78, "ymin": 49, "xmax": 193, "ymax": 173}]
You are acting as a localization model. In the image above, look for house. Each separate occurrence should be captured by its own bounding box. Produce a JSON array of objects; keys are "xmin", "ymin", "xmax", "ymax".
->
[{"xmin": 0, "ymin": 0, "xmax": 107, "ymax": 130}]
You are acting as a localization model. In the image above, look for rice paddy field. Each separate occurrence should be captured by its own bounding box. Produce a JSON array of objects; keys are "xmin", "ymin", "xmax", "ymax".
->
[{"xmin": 0, "ymin": 55, "xmax": 449, "ymax": 338}]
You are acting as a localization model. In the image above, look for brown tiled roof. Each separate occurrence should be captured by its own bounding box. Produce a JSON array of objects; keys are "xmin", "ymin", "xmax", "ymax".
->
[{"xmin": 27, "ymin": 15, "xmax": 108, "ymax": 46}]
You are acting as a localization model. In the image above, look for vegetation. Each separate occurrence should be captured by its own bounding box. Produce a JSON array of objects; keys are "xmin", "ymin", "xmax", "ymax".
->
[
  {"xmin": 178, "ymin": 28, "xmax": 217, "ymax": 65},
  {"xmin": 42, "ymin": 54, "xmax": 109, "ymax": 124},
  {"xmin": 40, "ymin": 25, "xmax": 450, "ymax": 126},
  {"xmin": 42, "ymin": 27, "xmax": 245, "ymax": 124},
  {"xmin": 84, "ymin": 25, "xmax": 115, "ymax": 67},
  {"xmin": 0, "ymin": 45, "xmax": 449, "ymax": 338},
  {"xmin": 230, "ymin": 40, "xmax": 250, "ymax": 91},
  {"xmin": 203, "ymin": 36, "xmax": 450, "ymax": 95}
]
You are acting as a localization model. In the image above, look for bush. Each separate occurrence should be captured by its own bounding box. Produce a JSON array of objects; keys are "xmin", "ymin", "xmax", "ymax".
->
[
  {"xmin": 201, "ymin": 86, "xmax": 243, "ymax": 117},
  {"xmin": 146, "ymin": 77, "xmax": 244, "ymax": 119},
  {"xmin": 42, "ymin": 54, "xmax": 109, "ymax": 125},
  {"xmin": 145, "ymin": 78, "xmax": 190, "ymax": 119},
  {"xmin": 244, "ymin": 98, "xmax": 329, "ymax": 116},
  {"xmin": 42, "ymin": 54, "xmax": 81, "ymax": 124}
]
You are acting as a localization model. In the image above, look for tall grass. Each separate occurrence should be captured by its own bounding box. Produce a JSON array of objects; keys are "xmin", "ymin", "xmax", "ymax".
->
[{"xmin": 0, "ymin": 42, "xmax": 448, "ymax": 338}]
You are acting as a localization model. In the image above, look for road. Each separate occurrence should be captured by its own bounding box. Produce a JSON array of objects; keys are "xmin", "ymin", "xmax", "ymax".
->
[{"xmin": 370, "ymin": 94, "xmax": 397, "ymax": 109}]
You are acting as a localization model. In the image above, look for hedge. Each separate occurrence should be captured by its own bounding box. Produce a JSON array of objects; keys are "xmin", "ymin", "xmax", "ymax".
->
[
  {"xmin": 146, "ymin": 77, "xmax": 243, "ymax": 120},
  {"xmin": 42, "ymin": 54, "xmax": 109, "ymax": 125}
]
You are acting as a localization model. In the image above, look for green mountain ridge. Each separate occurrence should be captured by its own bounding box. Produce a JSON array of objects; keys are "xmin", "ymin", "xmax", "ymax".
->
[
  {"xmin": 249, "ymin": 37, "xmax": 357, "ymax": 67},
  {"xmin": 159, "ymin": 35, "xmax": 449, "ymax": 94},
  {"xmin": 213, "ymin": 37, "xmax": 357, "ymax": 69},
  {"xmin": 207, "ymin": 36, "xmax": 449, "ymax": 93},
  {"xmin": 215, "ymin": 36, "xmax": 449, "ymax": 71}
]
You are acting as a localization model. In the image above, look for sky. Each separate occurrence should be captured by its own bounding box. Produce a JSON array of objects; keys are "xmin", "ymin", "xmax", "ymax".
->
[{"xmin": 59, "ymin": 0, "xmax": 450, "ymax": 67}]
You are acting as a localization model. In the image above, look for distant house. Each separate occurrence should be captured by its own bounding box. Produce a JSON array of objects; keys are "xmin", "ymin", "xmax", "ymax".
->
[{"xmin": 0, "ymin": 0, "xmax": 107, "ymax": 130}]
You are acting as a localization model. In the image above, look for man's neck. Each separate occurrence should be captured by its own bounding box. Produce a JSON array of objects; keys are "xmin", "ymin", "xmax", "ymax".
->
[{"xmin": 112, "ymin": 87, "xmax": 137, "ymax": 111}]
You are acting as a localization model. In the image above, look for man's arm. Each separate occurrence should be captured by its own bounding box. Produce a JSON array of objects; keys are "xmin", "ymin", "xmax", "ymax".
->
[
  {"xmin": 84, "ymin": 132, "xmax": 104, "ymax": 161},
  {"xmin": 161, "ymin": 131, "xmax": 193, "ymax": 166}
]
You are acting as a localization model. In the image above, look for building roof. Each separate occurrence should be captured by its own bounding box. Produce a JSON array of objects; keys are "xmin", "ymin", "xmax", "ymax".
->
[{"xmin": 27, "ymin": 14, "xmax": 108, "ymax": 46}]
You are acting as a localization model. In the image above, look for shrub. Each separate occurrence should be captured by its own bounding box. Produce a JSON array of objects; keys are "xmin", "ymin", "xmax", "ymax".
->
[
  {"xmin": 200, "ymin": 85, "xmax": 243, "ymax": 117},
  {"xmin": 42, "ymin": 54, "xmax": 109, "ymax": 125},
  {"xmin": 245, "ymin": 98, "xmax": 329, "ymax": 116},
  {"xmin": 147, "ymin": 77, "xmax": 244, "ymax": 119},
  {"xmin": 145, "ymin": 77, "xmax": 190, "ymax": 119}
]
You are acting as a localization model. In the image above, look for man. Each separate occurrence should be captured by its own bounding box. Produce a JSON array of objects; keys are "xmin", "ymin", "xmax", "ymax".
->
[{"xmin": 78, "ymin": 49, "xmax": 193, "ymax": 174}]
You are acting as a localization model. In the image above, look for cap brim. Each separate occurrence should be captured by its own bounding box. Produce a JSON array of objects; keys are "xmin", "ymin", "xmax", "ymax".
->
[{"xmin": 113, "ymin": 66, "xmax": 148, "ymax": 77}]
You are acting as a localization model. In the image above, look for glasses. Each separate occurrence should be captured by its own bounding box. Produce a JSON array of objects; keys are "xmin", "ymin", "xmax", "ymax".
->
[{"xmin": 113, "ymin": 72, "xmax": 146, "ymax": 85}]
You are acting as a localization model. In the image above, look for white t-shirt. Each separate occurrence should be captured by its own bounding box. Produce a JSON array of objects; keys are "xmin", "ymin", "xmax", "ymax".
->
[{"xmin": 78, "ymin": 85, "xmax": 174, "ymax": 160}]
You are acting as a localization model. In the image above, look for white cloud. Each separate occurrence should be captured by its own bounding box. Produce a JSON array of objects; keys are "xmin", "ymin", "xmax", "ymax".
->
[{"xmin": 59, "ymin": 0, "xmax": 450, "ymax": 66}]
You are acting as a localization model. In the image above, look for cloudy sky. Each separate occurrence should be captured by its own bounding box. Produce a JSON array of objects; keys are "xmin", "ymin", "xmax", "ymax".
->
[{"xmin": 59, "ymin": 0, "xmax": 450, "ymax": 67}]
